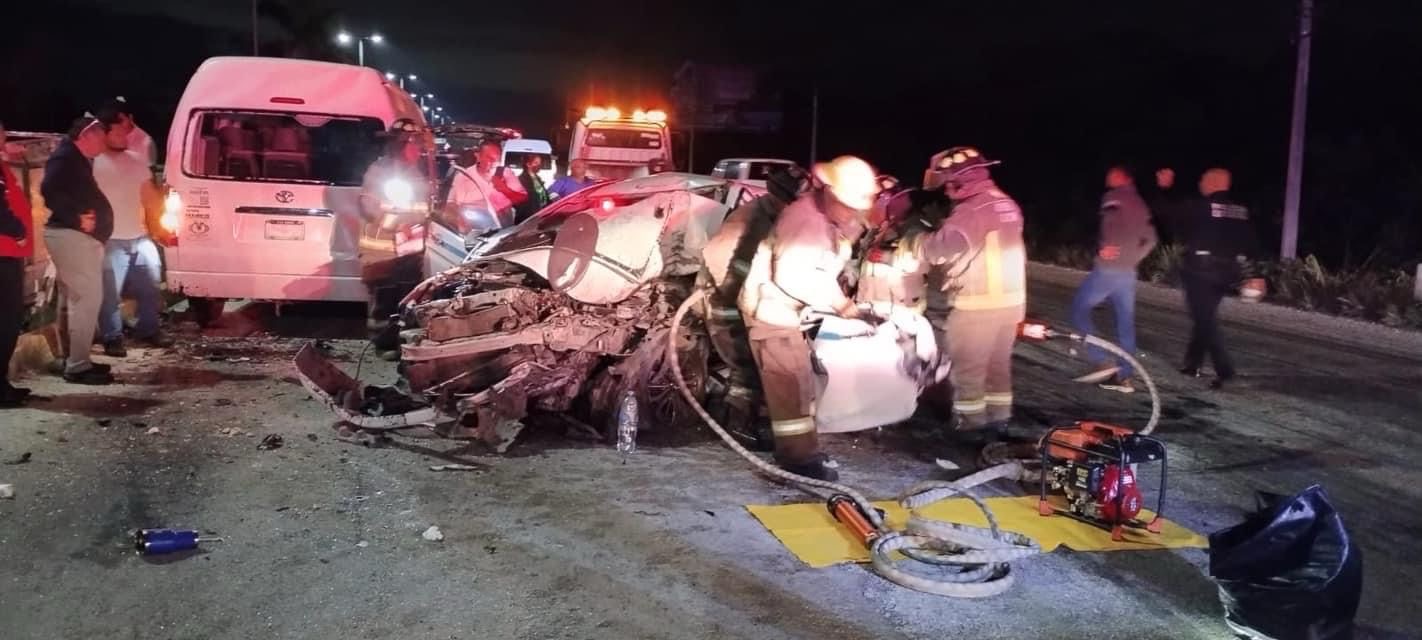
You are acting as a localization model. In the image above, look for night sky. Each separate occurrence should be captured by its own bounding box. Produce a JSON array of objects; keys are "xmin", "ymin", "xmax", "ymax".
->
[{"xmin": 5, "ymin": 0, "xmax": 1422, "ymax": 264}]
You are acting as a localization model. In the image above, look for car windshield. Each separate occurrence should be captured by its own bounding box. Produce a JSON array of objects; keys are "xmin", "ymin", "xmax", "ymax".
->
[
  {"xmin": 185, "ymin": 111, "xmax": 384, "ymax": 185},
  {"xmin": 585, "ymin": 127, "xmax": 663, "ymax": 149}
]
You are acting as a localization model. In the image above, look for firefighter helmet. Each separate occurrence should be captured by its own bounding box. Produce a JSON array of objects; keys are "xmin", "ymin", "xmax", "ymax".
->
[
  {"xmin": 924, "ymin": 146, "xmax": 1000, "ymax": 190},
  {"xmin": 813, "ymin": 155, "xmax": 878, "ymax": 211}
]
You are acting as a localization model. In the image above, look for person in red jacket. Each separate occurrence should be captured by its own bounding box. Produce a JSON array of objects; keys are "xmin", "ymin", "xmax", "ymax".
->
[{"xmin": 0, "ymin": 121, "xmax": 35, "ymax": 406}]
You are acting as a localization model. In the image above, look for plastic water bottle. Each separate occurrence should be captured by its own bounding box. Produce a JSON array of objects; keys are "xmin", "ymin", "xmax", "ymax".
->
[{"xmin": 616, "ymin": 390, "xmax": 639, "ymax": 457}]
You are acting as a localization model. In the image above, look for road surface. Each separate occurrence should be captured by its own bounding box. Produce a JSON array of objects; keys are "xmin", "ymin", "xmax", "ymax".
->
[{"xmin": 1, "ymin": 267, "xmax": 1419, "ymax": 639}]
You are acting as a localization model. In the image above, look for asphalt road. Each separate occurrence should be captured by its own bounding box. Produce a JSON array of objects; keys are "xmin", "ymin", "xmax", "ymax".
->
[{"xmin": 1, "ymin": 272, "xmax": 1419, "ymax": 640}]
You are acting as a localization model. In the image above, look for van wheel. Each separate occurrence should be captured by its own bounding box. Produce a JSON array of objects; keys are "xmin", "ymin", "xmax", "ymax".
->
[{"xmin": 190, "ymin": 297, "xmax": 227, "ymax": 328}]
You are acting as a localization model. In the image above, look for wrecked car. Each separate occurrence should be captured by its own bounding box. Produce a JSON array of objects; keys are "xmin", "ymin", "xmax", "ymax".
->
[{"xmin": 296, "ymin": 172, "xmax": 943, "ymax": 451}]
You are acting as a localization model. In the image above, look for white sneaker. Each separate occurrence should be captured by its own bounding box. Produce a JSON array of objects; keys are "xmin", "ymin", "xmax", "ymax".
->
[{"xmin": 1073, "ymin": 365, "xmax": 1120, "ymax": 385}]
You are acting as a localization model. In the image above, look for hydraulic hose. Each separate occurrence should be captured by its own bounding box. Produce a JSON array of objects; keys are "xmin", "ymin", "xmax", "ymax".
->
[
  {"xmin": 666, "ymin": 289, "xmax": 1041, "ymax": 597},
  {"xmin": 980, "ymin": 331, "xmax": 1163, "ymax": 477}
]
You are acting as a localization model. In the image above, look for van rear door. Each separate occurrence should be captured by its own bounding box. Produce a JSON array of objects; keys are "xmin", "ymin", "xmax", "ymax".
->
[{"xmin": 176, "ymin": 110, "xmax": 384, "ymax": 298}]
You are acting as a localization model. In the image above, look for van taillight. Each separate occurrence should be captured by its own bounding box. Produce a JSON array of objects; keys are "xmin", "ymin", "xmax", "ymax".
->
[{"xmin": 270, "ymin": 97, "xmax": 306, "ymax": 105}]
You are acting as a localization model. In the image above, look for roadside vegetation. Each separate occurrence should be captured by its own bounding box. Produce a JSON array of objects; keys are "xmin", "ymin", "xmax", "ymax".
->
[{"xmin": 1031, "ymin": 243, "xmax": 1422, "ymax": 330}]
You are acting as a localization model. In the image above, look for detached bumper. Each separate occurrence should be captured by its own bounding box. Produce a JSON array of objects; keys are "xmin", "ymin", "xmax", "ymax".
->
[{"xmin": 293, "ymin": 342, "xmax": 444, "ymax": 429}]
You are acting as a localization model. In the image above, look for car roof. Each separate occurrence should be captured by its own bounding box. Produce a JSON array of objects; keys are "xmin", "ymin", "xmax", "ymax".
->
[{"xmin": 503, "ymin": 139, "xmax": 553, "ymax": 154}]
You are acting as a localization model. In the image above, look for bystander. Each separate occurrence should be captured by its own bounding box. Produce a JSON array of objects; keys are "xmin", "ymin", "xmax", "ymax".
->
[
  {"xmin": 41, "ymin": 116, "xmax": 116, "ymax": 385},
  {"xmin": 93, "ymin": 111, "xmax": 173, "ymax": 357},
  {"xmin": 0, "ymin": 120, "xmax": 35, "ymax": 406}
]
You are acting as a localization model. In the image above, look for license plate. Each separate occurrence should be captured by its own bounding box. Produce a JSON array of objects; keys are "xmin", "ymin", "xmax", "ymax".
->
[{"xmin": 265, "ymin": 220, "xmax": 305, "ymax": 241}]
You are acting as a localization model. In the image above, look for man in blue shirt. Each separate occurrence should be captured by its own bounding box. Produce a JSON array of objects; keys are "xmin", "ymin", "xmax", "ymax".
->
[{"xmin": 548, "ymin": 159, "xmax": 593, "ymax": 200}]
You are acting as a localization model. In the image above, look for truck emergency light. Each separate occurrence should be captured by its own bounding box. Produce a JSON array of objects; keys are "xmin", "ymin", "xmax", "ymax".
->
[{"xmin": 584, "ymin": 106, "xmax": 667, "ymax": 124}]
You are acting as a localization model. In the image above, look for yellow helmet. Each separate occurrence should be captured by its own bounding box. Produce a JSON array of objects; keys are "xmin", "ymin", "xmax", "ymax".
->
[{"xmin": 813, "ymin": 155, "xmax": 878, "ymax": 211}]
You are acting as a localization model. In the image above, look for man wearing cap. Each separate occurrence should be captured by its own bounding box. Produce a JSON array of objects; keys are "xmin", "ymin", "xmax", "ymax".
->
[
  {"xmin": 737, "ymin": 156, "xmax": 877, "ymax": 480},
  {"xmin": 700, "ymin": 165, "xmax": 810, "ymax": 449},
  {"xmin": 912, "ymin": 147, "xmax": 1026, "ymax": 440},
  {"xmin": 42, "ymin": 116, "xmax": 118, "ymax": 385}
]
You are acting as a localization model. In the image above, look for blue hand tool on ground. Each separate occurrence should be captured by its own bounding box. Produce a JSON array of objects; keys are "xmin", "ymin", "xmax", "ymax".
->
[{"xmin": 133, "ymin": 529, "xmax": 223, "ymax": 555}]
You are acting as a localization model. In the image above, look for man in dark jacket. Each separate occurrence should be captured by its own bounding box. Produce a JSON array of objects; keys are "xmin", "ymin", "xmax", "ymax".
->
[
  {"xmin": 1, "ymin": 120, "xmax": 35, "ymax": 405},
  {"xmin": 1159, "ymin": 167, "xmax": 1257, "ymax": 389},
  {"xmin": 1070, "ymin": 166, "xmax": 1158, "ymax": 392},
  {"xmin": 41, "ymin": 116, "xmax": 116, "ymax": 385}
]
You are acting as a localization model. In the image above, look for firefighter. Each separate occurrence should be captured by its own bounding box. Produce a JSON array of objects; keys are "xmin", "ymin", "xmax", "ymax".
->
[
  {"xmin": 1157, "ymin": 167, "xmax": 1257, "ymax": 389},
  {"xmin": 737, "ymin": 156, "xmax": 878, "ymax": 481},
  {"xmin": 912, "ymin": 147, "xmax": 1026, "ymax": 440},
  {"xmin": 700, "ymin": 166, "xmax": 811, "ymax": 448},
  {"xmin": 856, "ymin": 177, "xmax": 948, "ymax": 316},
  {"xmin": 358, "ymin": 120, "xmax": 432, "ymax": 351}
]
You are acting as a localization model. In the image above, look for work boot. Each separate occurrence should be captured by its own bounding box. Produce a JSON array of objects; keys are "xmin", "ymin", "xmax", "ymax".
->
[
  {"xmin": 103, "ymin": 338, "xmax": 128, "ymax": 358},
  {"xmin": 138, "ymin": 331, "xmax": 176, "ymax": 348},
  {"xmin": 0, "ymin": 384, "xmax": 30, "ymax": 408},
  {"xmin": 63, "ymin": 367, "xmax": 115, "ymax": 386},
  {"xmin": 779, "ymin": 453, "xmax": 839, "ymax": 482}
]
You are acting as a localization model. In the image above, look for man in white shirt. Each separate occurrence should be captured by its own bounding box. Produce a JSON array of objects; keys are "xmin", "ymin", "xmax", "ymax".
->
[
  {"xmin": 98, "ymin": 96, "xmax": 157, "ymax": 166},
  {"xmin": 447, "ymin": 140, "xmax": 525, "ymax": 229},
  {"xmin": 93, "ymin": 115, "xmax": 171, "ymax": 356}
]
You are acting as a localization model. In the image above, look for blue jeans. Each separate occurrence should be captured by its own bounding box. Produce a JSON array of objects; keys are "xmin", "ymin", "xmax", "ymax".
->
[
  {"xmin": 100, "ymin": 236, "xmax": 163, "ymax": 341},
  {"xmin": 1070, "ymin": 267, "xmax": 1138, "ymax": 377}
]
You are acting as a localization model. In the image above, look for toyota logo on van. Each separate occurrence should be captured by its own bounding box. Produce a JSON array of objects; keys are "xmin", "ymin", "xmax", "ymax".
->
[{"xmin": 275, "ymin": 190, "xmax": 295, "ymax": 204}]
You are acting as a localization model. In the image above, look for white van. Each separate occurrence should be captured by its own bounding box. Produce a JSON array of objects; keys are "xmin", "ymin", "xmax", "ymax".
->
[
  {"xmin": 501, "ymin": 138, "xmax": 555, "ymax": 186},
  {"xmin": 161, "ymin": 56, "xmax": 428, "ymax": 317}
]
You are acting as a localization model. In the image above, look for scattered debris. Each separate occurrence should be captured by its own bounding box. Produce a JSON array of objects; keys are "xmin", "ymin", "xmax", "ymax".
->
[
  {"xmin": 145, "ymin": 427, "xmax": 161, "ymax": 436},
  {"xmin": 257, "ymin": 434, "xmax": 284, "ymax": 451},
  {"xmin": 274, "ymin": 506, "xmax": 292, "ymax": 512},
  {"xmin": 96, "ymin": 419, "xmax": 112, "ymax": 427},
  {"xmin": 421, "ymin": 526, "xmax": 445, "ymax": 542},
  {"xmin": 229, "ymin": 357, "xmax": 252, "ymax": 363},
  {"xmin": 4, "ymin": 452, "xmax": 31, "ymax": 465},
  {"xmin": 131, "ymin": 421, "xmax": 148, "ymax": 429},
  {"xmin": 356, "ymin": 541, "xmax": 369, "ymax": 548},
  {"xmin": 215, "ymin": 399, "xmax": 234, "ymax": 407},
  {"xmin": 0, "ymin": 484, "xmax": 14, "ymax": 499},
  {"xmin": 935, "ymin": 458, "xmax": 962, "ymax": 471},
  {"xmin": 703, "ymin": 510, "xmax": 717, "ymax": 518},
  {"xmin": 133, "ymin": 528, "xmax": 223, "ymax": 555},
  {"xmin": 428, "ymin": 464, "xmax": 482, "ymax": 472},
  {"xmin": 483, "ymin": 545, "xmax": 497, "ymax": 555},
  {"xmin": 305, "ymin": 434, "xmax": 319, "ymax": 442},
  {"xmin": 56, "ymin": 436, "xmax": 68, "ymax": 443},
  {"xmin": 633, "ymin": 510, "xmax": 665, "ymax": 517}
]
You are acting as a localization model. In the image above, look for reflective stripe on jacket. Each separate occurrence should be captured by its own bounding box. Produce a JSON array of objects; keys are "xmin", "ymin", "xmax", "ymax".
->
[
  {"xmin": 924, "ymin": 182, "xmax": 1026, "ymax": 311},
  {"xmin": 739, "ymin": 191, "xmax": 856, "ymax": 328}
]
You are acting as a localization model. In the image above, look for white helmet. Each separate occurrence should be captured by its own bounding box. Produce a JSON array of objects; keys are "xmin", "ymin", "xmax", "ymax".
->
[{"xmin": 813, "ymin": 155, "xmax": 878, "ymax": 211}]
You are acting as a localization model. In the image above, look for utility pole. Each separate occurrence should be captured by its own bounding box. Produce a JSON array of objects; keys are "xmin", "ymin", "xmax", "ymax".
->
[
  {"xmin": 1281, "ymin": 0, "xmax": 1313, "ymax": 260},
  {"xmin": 808, "ymin": 86, "xmax": 819, "ymax": 168},
  {"xmin": 251, "ymin": 0, "xmax": 259, "ymax": 55}
]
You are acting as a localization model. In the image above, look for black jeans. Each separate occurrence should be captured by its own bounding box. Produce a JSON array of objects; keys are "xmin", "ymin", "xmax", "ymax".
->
[
  {"xmin": 1181, "ymin": 260, "xmax": 1237, "ymax": 378},
  {"xmin": 0, "ymin": 257, "xmax": 23, "ymax": 388}
]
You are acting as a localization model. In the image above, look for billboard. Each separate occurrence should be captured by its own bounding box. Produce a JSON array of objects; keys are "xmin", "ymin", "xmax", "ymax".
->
[{"xmin": 671, "ymin": 62, "xmax": 783, "ymax": 133}]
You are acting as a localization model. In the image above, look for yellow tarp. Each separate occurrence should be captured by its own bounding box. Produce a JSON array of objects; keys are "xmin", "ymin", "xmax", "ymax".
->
[{"xmin": 746, "ymin": 496, "xmax": 1207, "ymax": 568}]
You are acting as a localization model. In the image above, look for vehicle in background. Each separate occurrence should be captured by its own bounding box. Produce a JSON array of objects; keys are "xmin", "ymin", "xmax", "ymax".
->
[
  {"xmin": 710, "ymin": 158, "xmax": 800, "ymax": 188},
  {"xmin": 501, "ymin": 138, "xmax": 555, "ymax": 186},
  {"xmin": 161, "ymin": 56, "xmax": 430, "ymax": 323},
  {"xmin": 433, "ymin": 123, "xmax": 520, "ymax": 181},
  {"xmin": 568, "ymin": 106, "xmax": 671, "ymax": 182}
]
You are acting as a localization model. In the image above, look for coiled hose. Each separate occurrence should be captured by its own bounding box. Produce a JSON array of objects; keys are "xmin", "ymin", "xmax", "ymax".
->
[{"xmin": 667, "ymin": 289, "xmax": 1047, "ymax": 598}]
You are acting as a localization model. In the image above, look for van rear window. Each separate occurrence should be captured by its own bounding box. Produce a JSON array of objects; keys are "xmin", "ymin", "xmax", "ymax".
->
[
  {"xmin": 585, "ymin": 127, "xmax": 663, "ymax": 149},
  {"xmin": 184, "ymin": 111, "xmax": 384, "ymax": 186}
]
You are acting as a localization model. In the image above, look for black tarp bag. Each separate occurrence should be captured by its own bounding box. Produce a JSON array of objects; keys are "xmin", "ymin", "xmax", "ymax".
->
[{"xmin": 1208, "ymin": 485, "xmax": 1363, "ymax": 640}]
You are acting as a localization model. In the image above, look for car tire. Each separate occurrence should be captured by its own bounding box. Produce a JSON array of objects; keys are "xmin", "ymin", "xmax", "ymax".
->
[{"xmin": 190, "ymin": 297, "xmax": 227, "ymax": 328}]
